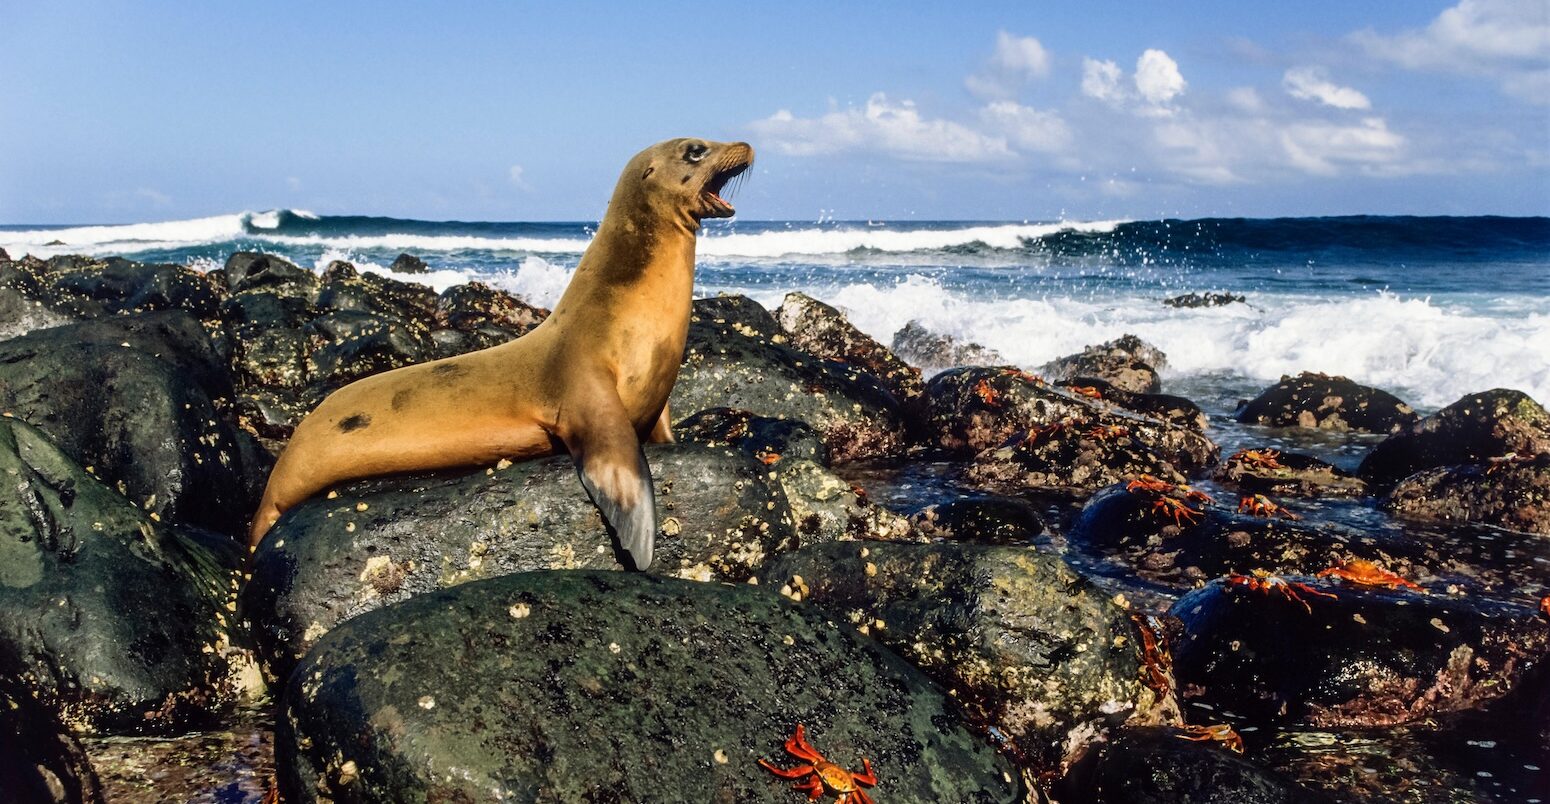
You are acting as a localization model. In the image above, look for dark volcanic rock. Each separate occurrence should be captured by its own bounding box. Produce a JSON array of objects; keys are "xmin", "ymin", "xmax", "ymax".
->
[
  {"xmin": 672, "ymin": 296, "xmax": 907, "ymax": 462},
  {"xmin": 909, "ymin": 497, "xmax": 1046, "ymax": 545},
  {"xmin": 0, "ymin": 254, "xmax": 222, "ymax": 322},
  {"xmin": 1236, "ymin": 372, "xmax": 1418, "ymax": 434},
  {"xmin": 1040, "ymin": 335, "xmax": 1165, "ymax": 394},
  {"xmin": 962, "ymin": 418, "xmax": 1188, "ymax": 497},
  {"xmin": 890, "ymin": 320, "xmax": 1004, "ymax": 373},
  {"xmin": 1059, "ymin": 726, "xmax": 1329, "ymax": 804},
  {"xmin": 433, "ymin": 280, "xmax": 547, "ymax": 337},
  {"xmin": 674, "ymin": 406, "xmax": 827, "ymax": 465},
  {"xmin": 0, "ymin": 419, "xmax": 239, "ymax": 735},
  {"xmin": 1169, "ymin": 578, "xmax": 1549, "ymax": 727},
  {"xmin": 1359, "ymin": 389, "xmax": 1550, "ymax": 489},
  {"xmin": 1069, "ymin": 484, "xmax": 1432, "ymax": 588},
  {"xmin": 223, "ymin": 252, "xmax": 317, "ymax": 296},
  {"xmin": 0, "ymin": 646, "xmax": 103, "ymax": 804},
  {"xmin": 774, "ymin": 291, "xmax": 924, "ymax": 404},
  {"xmin": 774, "ymin": 458, "xmax": 915, "ymax": 544},
  {"xmin": 243, "ymin": 444, "xmax": 798, "ymax": 681},
  {"xmin": 1162, "ymin": 291, "xmax": 1247, "ymax": 309},
  {"xmin": 760, "ymin": 542, "xmax": 1165, "ymax": 773},
  {"xmin": 1055, "ymin": 378, "xmax": 1208, "ymax": 432},
  {"xmin": 0, "ymin": 311, "xmax": 265, "ymax": 534},
  {"xmin": 920, "ymin": 367, "xmax": 1217, "ymax": 470},
  {"xmin": 1214, "ymin": 447, "xmax": 1368, "ymax": 498},
  {"xmin": 278, "ymin": 571, "xmax": 1021, "ymax": 803},
  {"xmin": 1382, "ymin": 453, "xmax": 1550, "ymax": 534},
  {"xmin": 387, "ymin": 252, "xmax": 429, "ymax": 274}
]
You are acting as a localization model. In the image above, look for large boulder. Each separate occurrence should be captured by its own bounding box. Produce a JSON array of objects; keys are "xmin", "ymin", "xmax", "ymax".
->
[
  {"xmin": 243, "ymin": 444, "xmax": 799, "ymax": 681},
  {"xmin": 890, "ymin": 320, "xmax": 1004, "ymax": 373},
  {"xmin": 672, "ymin": 296, "xmax": 908, "ymax": 462},
  {"xmin": 0, "ymin": 419, "xmax": 240, "ymax": 734},
  {"xmin": 674, "ymin": 406, "xmax": 827, "ymax": 465},
  {"xmin": 1057, "ymin": 726, "xmax": 1329, "ymax": 804},
  {"xmin": 0, "ymin": 645, "xmax": 103, "ymax": 804},
  {"xmin": 961, "ymin": 419, "xmax": 1187, "ymax": 497},
  {"xmin": 1169, "ymin": 577, "xmax": 1549, "ymax": 727},
  {"xmin": 0, "ymin": 311, "xmax": 265, "ymax": 535},
  {"xmin": 277, "ymin": 571, "xmax": 1021, "ymax": 803},
  {"xmin": 1214, "ymin": 448, "xmax": 1367, "ymax": 498},
  {"xmin": 0, "ymin": 254, "xmax": 222, "ymax": 321},
  {"xmin": 774, "ymin": 291, "xmax": 924, "ymax": 405},
  {"xmin": 909, "ymin": 497, "xmax": 1046, "ymax": 545},
  {"xmin": 1359, "ymin": 389, "xmax": 1550, "ymax": 489},
  {"xmin": 1382, "ymin": 454, "xmax": 1550, "ymax": 535},
  {"xmin": 760, "ymin": 542, "xmax": 1167, "ymax": 773},
  {"xmin": 1039, "ymin": 335, "xmax": 1165, "ymax": 394},
  {"xmin": 1055, "ymin": 379, "xmax": 1208, "ymax": 432},
  {"xmin": 1235, "ymin": 372, "xmax": 1418, "ymax": 434},
  {"xmin": 919, "ymin": 367, "xmax": 1217, "ymax": 470}
]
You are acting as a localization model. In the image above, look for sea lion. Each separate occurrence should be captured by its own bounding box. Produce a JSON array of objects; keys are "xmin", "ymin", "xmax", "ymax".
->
[{"xmin": 247, "ymin": 137, "xmax": 754, "ymax": 570}]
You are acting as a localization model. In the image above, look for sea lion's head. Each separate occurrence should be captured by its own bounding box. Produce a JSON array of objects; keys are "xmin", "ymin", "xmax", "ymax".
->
[{"xmin": 616, "ymin": 138, "xmax": 755, "ymax": 223}]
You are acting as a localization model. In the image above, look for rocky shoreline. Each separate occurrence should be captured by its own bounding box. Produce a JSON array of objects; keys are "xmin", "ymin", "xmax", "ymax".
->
[{"xmin": 0, "ymin": 251, "xmax": 1545, "ymax": 802}]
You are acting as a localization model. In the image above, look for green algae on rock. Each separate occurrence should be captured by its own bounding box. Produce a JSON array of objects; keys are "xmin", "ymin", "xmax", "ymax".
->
[{"xmin": 278, "ymin": 571, "xmax": 1021, "ymax": 803}]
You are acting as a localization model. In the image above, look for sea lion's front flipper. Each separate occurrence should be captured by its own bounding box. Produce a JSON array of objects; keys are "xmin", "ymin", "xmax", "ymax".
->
[{"xmin": 561, "ymin": 406, "xmax": 658, "ymax": 571}]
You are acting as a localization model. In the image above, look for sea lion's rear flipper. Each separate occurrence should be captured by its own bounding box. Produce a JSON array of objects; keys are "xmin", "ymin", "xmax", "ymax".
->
[{"xmin": 562, "ymin": 406, "xmax": 658, "ymax": 571}]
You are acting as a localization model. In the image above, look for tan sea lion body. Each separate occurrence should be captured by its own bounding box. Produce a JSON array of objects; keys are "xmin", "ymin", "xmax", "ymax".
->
[{"xmin": 247, "ymin": 138, "xmax": 754, "ymax": 569}]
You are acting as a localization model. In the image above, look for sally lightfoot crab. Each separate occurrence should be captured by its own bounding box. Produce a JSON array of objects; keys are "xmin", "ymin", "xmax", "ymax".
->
[
  {"xmin": 1226, "ymin": 569, "xmax": 1337, "ymax": 614},
  {"xmin": 1317, "ymin": 559, "xmax": 1423, "ymax": 592},
  {"xmin": 1237, "ymin": 494, "xmax": 1301, "ymax": 521},
  {"xmin": 1231, "ymin": 448, "xmax": 1284, "ymax": 471},
  {"xmin": 1152, "ymin": 497, "xmax": 1204, "ymax": 527},
  {"xmin": 1175, "ymin": 723, "xmax": 1244, "ymax": 754},
  {"xmin": 758, "ymin": 724, "xmax": 878, "ymax": 804}
]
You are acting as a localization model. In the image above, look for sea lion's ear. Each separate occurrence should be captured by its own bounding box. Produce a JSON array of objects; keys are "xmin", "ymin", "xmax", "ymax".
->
[{"xmin": 642, "ymin": 166, "xmax": 656, "ymax": 180}]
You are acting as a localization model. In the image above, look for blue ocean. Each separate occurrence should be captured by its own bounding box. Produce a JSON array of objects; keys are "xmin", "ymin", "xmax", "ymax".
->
[{"xmin": 3, "ymin": 212, "xmax": 1547, "ymax": 412}]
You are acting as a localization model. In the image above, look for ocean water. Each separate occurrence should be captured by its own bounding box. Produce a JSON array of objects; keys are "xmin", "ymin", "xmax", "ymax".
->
[{"xmin": 3, "ymin": 211, "xmax": 1547, "ymax": 411}]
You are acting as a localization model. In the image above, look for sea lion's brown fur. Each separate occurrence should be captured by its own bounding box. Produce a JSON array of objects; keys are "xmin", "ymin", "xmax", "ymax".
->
[{"xmin": 247, "ymin": 138, "xmax": 754, "ymax": 568}]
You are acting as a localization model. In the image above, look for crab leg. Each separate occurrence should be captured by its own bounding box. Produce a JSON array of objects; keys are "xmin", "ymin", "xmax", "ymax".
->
[
  {"xmin": 850, "ymin": 758, "xmax": 877, "ymax": 787},
  {"xmin": 757, "ymin": 760, "xmax": 814, "ymax": 779},
  {"xmin": 784, "ymin": 724, "xmax": 825, "ymax": 764}
]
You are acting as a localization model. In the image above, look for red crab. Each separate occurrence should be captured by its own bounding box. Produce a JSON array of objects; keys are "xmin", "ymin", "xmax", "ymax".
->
[
  {"xmin": 1152, "ymin": 497, "xmax": 1203, "ymax": 527},
  {"xmin": 1226, "ymin": 569, "xmax": 1337, "ymax": 614},
  {"xmin": 1130, "ymin": 613, "xmax": 1172, "ymax": 698},
  {"xmin": 1179, "ymin": 486, "xmax": 1215, "ymax": 506},
  {"xmin": 1232, "ymin": 448, "xmax": 1284, "ymax": 471},
  {"xmin": 1316, "ymin": 559, "xmax": 1423, "ymax": 593},
  {"xmin": 1069, "ymin": 385, "xmax": 1104, "ymax": 400},
  {"xmin": 758, "ymin": 724, "xmax": 878, "ymax": 804},
  {"xmin": 1176, "ymin": 723, "xmax": 1244, "ymax": 754},
  {"xmin": 1126, "ymin": 474, "xmax": 1174, "ymax": 495},
  {"xmin": 1085, "ymin": 424, "xmax": 1130, "ymax": 441},
  {"xmin": 1539, "ymin": 595, "xmax": 1549, "ymax": 621},
  {"xmin": 1237, "ymin": 494, "xmax": 1301, "ymax": 521},
  {"xmin": 973, "ymin": 378, "xmax": 1003, "ymax": 408},
  {"xmin": 1001, "ymin": 367, "xmax": 1044, "ymax": 385}
]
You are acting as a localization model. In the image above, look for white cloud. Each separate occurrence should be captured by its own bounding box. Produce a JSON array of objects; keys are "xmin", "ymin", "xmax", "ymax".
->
[
  {"xmin": 1354, "ymin": 0, "xmax": 1550, "ymax": 103},
  {"xmin": 1280, "ymin": 117, "xmax": 1406, "ymax": 175},
  {"xmin": 749, "ymin": 94, "xmax": 1014, "ymax": 163},
  {"xmin": 1283, "ymin": 67, "xmax": 1372, "ymax": 109},
  {"xmin": 1225, "ymin": 87, "xmax": 1267, "ymax": 112},
  {"xmin": 1081, "ymin": 57, "xmax": 1125, "ymax": 103},
  {"xmin": 134, "ymin": 187, "xmax": 172, "ymax": 206},
  {"xmin": 979, "ymin": 101, "xmax": 1071, "ymax": 153},
  {"xmin": 966, "ymin": 31, "xmax": 1052, "ymax": 100},
  {"xmin": 508, "ymin": 164, "xmax": 530, "ymax": 189},
  {"xmin": 1135, "ymin": 49, "xmax": 1187, "ymax": 105}
]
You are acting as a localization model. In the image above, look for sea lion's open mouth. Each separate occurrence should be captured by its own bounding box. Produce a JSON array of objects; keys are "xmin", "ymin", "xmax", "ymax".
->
[{"xmin": 701, "ymin": 147, "xmax": 753, "ymax": 219}]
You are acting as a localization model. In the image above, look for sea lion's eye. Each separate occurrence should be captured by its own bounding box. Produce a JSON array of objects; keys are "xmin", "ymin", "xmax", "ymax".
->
[{"xmin": 685, "ymin": 144, "xmax": 708, "ymax": 163}]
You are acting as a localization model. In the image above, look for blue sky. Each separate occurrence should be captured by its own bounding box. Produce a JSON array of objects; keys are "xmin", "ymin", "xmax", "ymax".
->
[{"xmin": 2, "ymin": 0, "xmax": 1547, "ymax": 223}]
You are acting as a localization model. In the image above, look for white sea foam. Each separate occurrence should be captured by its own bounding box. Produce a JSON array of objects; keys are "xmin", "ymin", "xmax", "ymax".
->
[
  {"xmin": 750, "ymin": 276, "xmax": 1550, "ymax": 409},
  {"xmin": 0, "ymin": 213, "xmax": 251, "ymax": 257}
]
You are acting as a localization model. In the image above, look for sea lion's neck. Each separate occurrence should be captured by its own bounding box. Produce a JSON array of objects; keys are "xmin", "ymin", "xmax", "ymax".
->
[{"xmin": 551, "ymin": 209, "xmax": 698, "ymax": 319}]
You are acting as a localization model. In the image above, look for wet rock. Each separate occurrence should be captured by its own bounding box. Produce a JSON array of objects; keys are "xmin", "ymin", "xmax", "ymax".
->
[
  {"xmin": 890, "ymin": 320, "xmax": 1004, "ymax": 373},
  {"xmin": 433, "ymin": 280, "xmax": 547, "ymax": 336},
  {"xmin": 387, "ymin": 252, "xmax": 428, "ymax": 274},
  {"xmin": 919, "ymin": 367, "xmax": 1217, "ymax": 470},
  {"xmin": 0, "ymin": 646, "xmax": 103, "ymax": 804},
  {"xmin": 1068, "ymin": 485, "xmax": 1432, "ymax": 588},
  {"xmin": 1236, "ymin": 372, "xmax": 1418, "ymax": 434},
  {"xmin": 304, "ymin": 310, "xmax": 433, "ymax": 394},
  {"xmin": 674, "ymin": 406, "xmax": 827, "ymax": 465},
  {"xmin": 0, "ymin": 284, "xmax": 79, "ymax": 341},
  {"xmin": 1040, "ymin": 335, "xmax": 1165, "ymax": 394},
  {"xmin": 220, "ymin": 289, "xmax": 315, "ymax": 391},
  {"xmin": 775, "ymin": 291, "xmax": 924, "ymax": 404},
  {"xmin": 222, "ymin": 252, "xmax": 317, "ymax": 296},
  {"xmin": 672, "ymin": 296, "xmax": 907, "ymax": 463},
  {"xmin": 961, "ymin": 418, "xmax": 1187, "ymax": 497},
  {"xmin": 0, "ymin": 419, "xmax": 240, "ymax": 735},
  {"xmin": 316, "ymin": 266, "xmax": 437, "ymax": 327},
  {"xmin": 1214, "ymin": 447, "xmax": 1367, "ymax": 498},
  {"xmin": 0, "ymin": 311, "xmax": 265, "ymax": 535},
  {"xmin": 1382, "ymin": 453, "xmax": 1550, "ymax": 535},
  {"xmin": 0, "ymin": 254, "xmax": 222, "ymax": 322},
  {"xmin": 1055, "ymin": 378, "xmax": 1208, "ymax": 432},
  {"xmin": 1359, "ymin": 389, "xmax": 1550, "ymax": 489},
  {"xmin": 243, "ymin": 443, "xmax": 798, "ymax": 681},
  {"xmin": 1162, "ymin": 291, "xmax": 1247, "ymax": 309},
  {"xmin": 1058, "ymin": 726, "xmax": 1329, "ymax": 804},
  {"xmin": 1169, "ymin": 577, "xmax": 1549, "ymax": 727},
  {"xmin": 692, "ymin": 293, "xmax": 783, "ymax": 339},
  {"xmin": 774, "ymin": 458, "xmax": 914, "ymax": 545},
  {"xmin": 278, "ymin": 571, "xmax": 1020, "ymax": 803},
  {"xmin": 760, "ymin": 542, "xmax": 1166, "ymax": 773},
  {"xmin": 909, "ymin": 497, "xmax": 1046, "ymax": 545}
]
